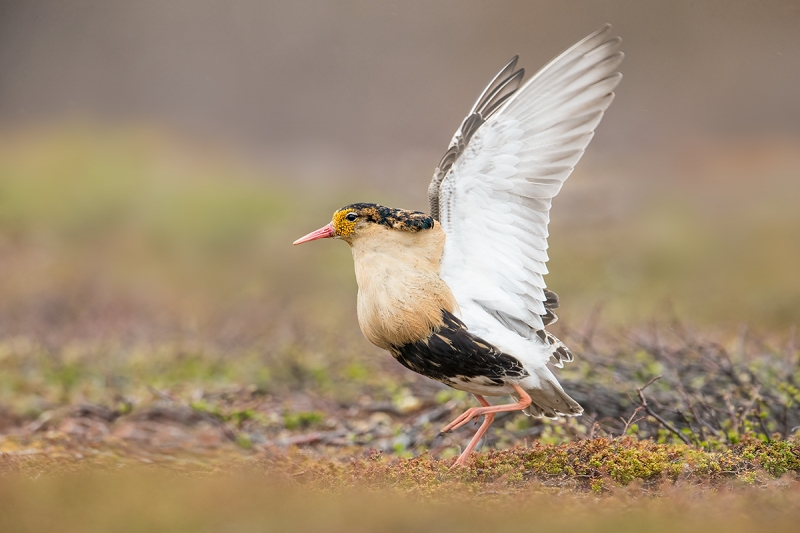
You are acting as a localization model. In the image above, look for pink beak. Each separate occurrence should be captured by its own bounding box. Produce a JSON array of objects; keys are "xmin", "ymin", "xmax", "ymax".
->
[{"xmin": 293, "ymin": 223, "xmax": 336, "ymax": 245}]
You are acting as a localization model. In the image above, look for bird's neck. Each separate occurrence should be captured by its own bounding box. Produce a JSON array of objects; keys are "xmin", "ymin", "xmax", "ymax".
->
[{"xmin": 348, "ymin": 223, "xmax": 457, "ymax": 349}]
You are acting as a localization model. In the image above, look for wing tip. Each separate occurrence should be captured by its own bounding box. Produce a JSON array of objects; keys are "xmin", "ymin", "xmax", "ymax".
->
[{"xmin": 593, "ymin": 22, "xmax": 613, "ymax": 36}]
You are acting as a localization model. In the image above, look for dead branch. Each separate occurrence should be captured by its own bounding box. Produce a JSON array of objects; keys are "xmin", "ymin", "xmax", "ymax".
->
[
  {"xmin": 620, "ymin": 406, "xmax": 645, "ymax": 436},
  {"xmin": 636, "ymin": 376, "xmax": 692, "ymax": 445}
]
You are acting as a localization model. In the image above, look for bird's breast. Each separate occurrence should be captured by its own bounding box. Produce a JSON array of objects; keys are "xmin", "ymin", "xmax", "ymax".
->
[{"xmin": 349, "ymin": 224, "xmax": 457, "ymax": 350}]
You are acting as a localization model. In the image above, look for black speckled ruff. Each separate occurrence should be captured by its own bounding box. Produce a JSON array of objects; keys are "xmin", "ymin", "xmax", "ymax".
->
[{"xmin": 389, "ymin": 310, "xmax": 528, "ymax": 388}]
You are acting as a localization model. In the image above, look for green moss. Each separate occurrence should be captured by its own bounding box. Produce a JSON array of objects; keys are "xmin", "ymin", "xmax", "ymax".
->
[
  {"xmin": 740, "ymin": 471, "xmax": 758, "ymax": 484},
  {"xmin": 742, "ymin": 440, "xmax": 799, "ymax": 477},
  {"xmin": 235, "ymin": 433, "xmax": 253, "ymax": 450},
  {"xmin": 331, "ymin": 438, "xmax": 800, "ymax": 494},
  {"xmin": 343, "ymin": 363, "xmax": 369, "ymax": 381},
  {"xmin": 283, "ymin": 411, "xmax": 324, "ymax": 430}
]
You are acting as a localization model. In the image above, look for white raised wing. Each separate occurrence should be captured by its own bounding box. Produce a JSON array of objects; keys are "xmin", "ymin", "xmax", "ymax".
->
[{"xmin": 431, "ymin": 24, "xmax": 623, "ymax": 340}]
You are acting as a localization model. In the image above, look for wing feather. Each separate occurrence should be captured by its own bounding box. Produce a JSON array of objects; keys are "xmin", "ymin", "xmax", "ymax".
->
[{"xmin": 431, "ymin": 24, "xmax": 623, "ymax": 338}]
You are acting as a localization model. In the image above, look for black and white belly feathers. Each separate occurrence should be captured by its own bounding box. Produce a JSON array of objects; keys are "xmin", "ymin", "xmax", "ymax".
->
[{"xmin": 389, "ymin": 309, "xmax": 528, "ymax": 389}]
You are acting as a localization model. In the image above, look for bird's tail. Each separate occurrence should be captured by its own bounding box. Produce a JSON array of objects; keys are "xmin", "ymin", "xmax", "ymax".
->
[{"xmin": 523, "ymin": 366, "xmax": 583, "ymax": 419}]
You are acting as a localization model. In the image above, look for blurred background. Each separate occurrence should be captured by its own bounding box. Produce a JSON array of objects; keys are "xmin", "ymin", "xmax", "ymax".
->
[{"xmin": 0, "ymin": 1, "xmax": 799, "ymax": 423}]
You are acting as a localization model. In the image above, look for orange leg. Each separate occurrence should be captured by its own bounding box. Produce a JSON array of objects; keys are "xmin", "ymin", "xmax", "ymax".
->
[
  {"xmin": 442, "ymin": 384, "xmax": 532, "ymax": 467},
  {"xmin": 453, "ymin": 395, "xmax": 495, "ymax": 467}
]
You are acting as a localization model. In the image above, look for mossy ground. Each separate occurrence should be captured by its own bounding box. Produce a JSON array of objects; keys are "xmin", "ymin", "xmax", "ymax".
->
[
  {"xmin": 1, "ymin": 437, "xmax": 799, "ymax": 532},
  {"xmin": 2, "ymin": 428, "xmax": 798, "ymax": 493}
]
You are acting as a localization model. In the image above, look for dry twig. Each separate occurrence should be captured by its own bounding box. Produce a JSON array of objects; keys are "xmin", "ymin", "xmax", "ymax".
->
[{"xmin": 636, "ymin": 376, "xmax": 692, "ymax": 445}]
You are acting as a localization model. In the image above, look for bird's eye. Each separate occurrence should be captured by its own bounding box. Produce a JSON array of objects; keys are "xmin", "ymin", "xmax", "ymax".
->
[{"xmin": 345, "ymin": 213, "xmax": 358, "ymax": 222}]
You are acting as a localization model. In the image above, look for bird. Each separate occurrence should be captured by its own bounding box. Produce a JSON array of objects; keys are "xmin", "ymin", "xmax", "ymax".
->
[{"xmin": 293, "ymin": 25, "xmax": 623, "ymax": 466}]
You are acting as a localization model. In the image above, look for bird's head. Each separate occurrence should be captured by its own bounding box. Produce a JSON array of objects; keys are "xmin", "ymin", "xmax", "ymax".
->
[{"xmin": 293, "ymin": 203, "xmax": 434, "ymax": 246}]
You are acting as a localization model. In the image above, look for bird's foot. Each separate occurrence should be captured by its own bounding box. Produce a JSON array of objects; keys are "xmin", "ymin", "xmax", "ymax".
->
[
  {"xmin": 440, "ymin": 407, "xmax": 483, "ymax": 433},
  {"xmin": 449, "ymin": 450, "xmax": 473, "ymax": 469},
  {"xmin": 449, "ymin": 458, "xmax": 467, "ymax": 470}
]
